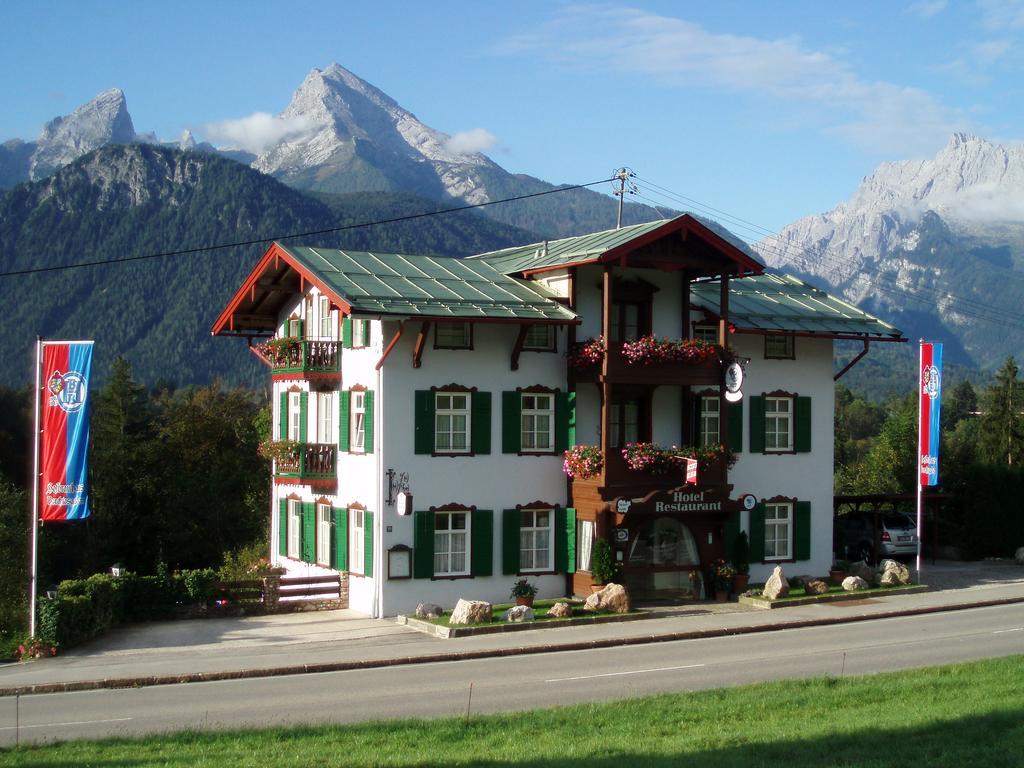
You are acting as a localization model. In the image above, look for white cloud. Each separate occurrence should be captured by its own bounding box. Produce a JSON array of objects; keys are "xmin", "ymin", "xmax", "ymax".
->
[
  {"xmin": 201, "ymin": 112, "xmax": 319, "ymax": 154},
  {"xmin": 906, "ymin": 0, "xmax": 948, "ymax": 19},
  {"xmin": 444, "ymin": 128, "xmax": 497, "ymax": 155},
  {"xmin": 978, "ymin": 0, "xmax": 1024, "ymax": 30},
  {"xmin": 494, "ymin": 5, "xmax": 969, "ymax": 156}
]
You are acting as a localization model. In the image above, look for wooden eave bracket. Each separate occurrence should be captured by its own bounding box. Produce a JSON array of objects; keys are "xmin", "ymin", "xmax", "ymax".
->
[
  {"xmin": 510, "ymin": 325, "xmax": 529, "ymax": 371},
  {"xmin": 413, "ymin": 321, "xmax": 431, "ymax": 368},
  {"xmin": 376, "ymin": 321, "xmax": 405, "ymax": 371}
]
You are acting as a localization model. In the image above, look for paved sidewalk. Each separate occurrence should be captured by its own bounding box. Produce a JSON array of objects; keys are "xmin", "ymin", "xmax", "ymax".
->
[{"xmin": 1, "ymin": 560, "xmax": 1022, "ymax": 695}]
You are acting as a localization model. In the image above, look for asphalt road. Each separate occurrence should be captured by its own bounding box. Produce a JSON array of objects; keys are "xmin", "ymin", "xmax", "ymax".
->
[{"xmin": 2, "ymin": 603, "xmax": 1022, "ymax": 746}]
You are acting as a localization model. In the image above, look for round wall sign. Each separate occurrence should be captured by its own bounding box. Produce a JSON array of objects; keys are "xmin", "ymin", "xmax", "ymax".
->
[
  {"xmin": 741, "ymin": 493, "xmax": 758, "ymax": 511},
  {"xmin": 725, "ymin": 361, "xmax": 744, "ymax": 393}
]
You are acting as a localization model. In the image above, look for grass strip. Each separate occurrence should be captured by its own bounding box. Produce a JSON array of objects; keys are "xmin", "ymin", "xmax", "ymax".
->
[
  {"xmin": 414, "ymin": 598, "xmax": 628, "ymax": 628},
  {"xmin": 2, "ymin": 655, "xmax": 1022, "ymax": 767}
]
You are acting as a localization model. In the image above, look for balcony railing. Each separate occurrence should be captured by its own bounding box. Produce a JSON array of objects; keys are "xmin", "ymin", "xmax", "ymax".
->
[
  {"xmin": 569, "ymin": 336, "xmax": 726, "ymax": 386},
  {"xmin": 272, "ymin": 442, "xmax": 337, "ymax": 481},
  {"xmin": 258, "ymin": 338, "xmax": 339, "ymax": 375},
  {"xmin": 565, "ymin": 443, "xmax": 732, "ymax": 496}
]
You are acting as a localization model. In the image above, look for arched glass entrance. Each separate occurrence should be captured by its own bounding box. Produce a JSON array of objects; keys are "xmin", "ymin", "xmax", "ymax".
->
[{"xmin": 625, "ymin": 517, "xmax": 703, "ymax": 599}]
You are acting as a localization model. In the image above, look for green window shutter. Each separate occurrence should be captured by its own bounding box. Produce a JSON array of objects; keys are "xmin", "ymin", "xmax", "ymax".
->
[
  {"xmin": 794, "ymin": 501, "xmax": 811, "ymax": 561},
  {"xmin": 414, "ymin": 391, "xmax": 435, "ymax": 455},
  {"xmin": 360, "ymin": 320, "xmax": 371, "ymax": 347},
  {"xmin": 278, "ymin": 391, "xmax": 288, "ymax": 440},
  {"xmin": 502, "ymin": 508, "xmax": 520, "ymax": 574},
  {"xmin": 338, "ymin": 391, "xmax": 351, "ymax": 452},
  {"xmin": 337, "ymin": 508, "xmax": 349, "ymax": 571},
  {"xmin": 302, "ymin": 502, "xmax": 316, "ymax": 563},
  {"xmin": 554, "ymin": 507, "xmax": 576, "ymax": 573},
  {"xmin": 296, "ymin": 319, "xmax": 304, "ymax": 338},
  {"xmin": 471, "ymin": 391, "xmax": 492, "ymax": 454},
  {"xmin": 413, "ymin": 511, "xmax": 434, "ymax": 578},
  {"xmin": 364, "ymin": 510, "xmax": 374, "ymax": 577},
  {"xmin": 364, "ymin": 391, "xmax": 375, "ymax": 454},
  {"xmin": 555, "ymin": 391, "xmax": 576, "ymax": 452},
  {"xmin": 749, "ymin": 503, "xmax": 766, "ymax": 563},
  {"xmin": 299, "ymin": 391, "xmax": 308, "ymax": 444},
  {"xmin": 502, "ymin": 391, "xmax": 521, "ymax": 454},
  {"xmin": 795, "ymin": 396, "xmax": 812, "ymax": 453},
  {"xmin": 749, "ymin": 395, "xmax": 765, "ymax": 453},
  {"xmin": 724, "ymin": 511, "xmax": 740, "ymax": 563},
  {"xmin": 727, "ymin": 400, "xmax": 743, "ymax": 453},
  {"xmin": 471, "ymin": 509, "xmax": 493, "ymax": 577},
  {"xmin": 278, "ymin": 499, "xmax": 288, "ymax": 557},
  {"xmin": 342, "ymin": 317, "xmax": 352, "ymax": 349}
]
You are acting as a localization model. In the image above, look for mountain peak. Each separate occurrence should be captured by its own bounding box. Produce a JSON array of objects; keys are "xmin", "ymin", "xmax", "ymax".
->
[
  {"xmin": 29, "ymin": 87, "xmax": 136, "ymax": 180},
  {"xmin": 947, "ymin": 131, "xmax": 985, "ymax": 148}
]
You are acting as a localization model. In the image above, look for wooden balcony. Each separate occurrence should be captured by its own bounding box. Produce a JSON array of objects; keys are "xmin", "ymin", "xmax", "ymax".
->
[
  {"xmin": 569, "ymin": 446, "xmax": 729, "ymax": 502},
  {"xmin": 274, "ymin": 443, "xmax": 337, "ymax": 483},
  {"xmin": 571, "ymin": 338, "xmax": 724, "ymax": 387},
  {"xmin": 259, "ymin": 339, "xmax": 340, "ymax": 380}
]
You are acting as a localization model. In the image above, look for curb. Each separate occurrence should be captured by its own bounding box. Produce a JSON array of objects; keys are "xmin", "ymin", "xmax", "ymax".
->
[{"xmin": 2, "ymin": 595, "xmax": 1022, "ymax": 697}]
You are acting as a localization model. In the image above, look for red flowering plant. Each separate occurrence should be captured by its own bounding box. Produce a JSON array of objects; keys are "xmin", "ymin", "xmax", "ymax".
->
[
  {"xmin": 563, "ymin": 445, "xmax": 604, "ymax": 479},
  {"xmin": 621, "ymin": 336, "xmax": 722, "ymax": 365},
  {"xmin": 678, "ymin": 443, "xmax": 738, "ymax": 470},
  {"xmin": 621, "ymin": 443, "xmax": 677, "ymax": 475},
  {"xmin": 258, "ymin": 336, "xmax": 302, "ymax": 367},
  {"xmin": 568, "ymin": 336, "xmax": 607, "ymax": 368}
]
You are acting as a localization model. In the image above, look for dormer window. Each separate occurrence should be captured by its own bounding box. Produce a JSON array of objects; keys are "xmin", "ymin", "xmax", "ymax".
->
[
  {"xmin": 765, "ymin": 335, "xmax": 795, "ymax": 359},
  {"xmin": 523, "ymin": 324, "xmax": 556, "ymax": 351},
  {"xmin": 435, "ymin": 322, "xmax": 472, "ymax": 349}
]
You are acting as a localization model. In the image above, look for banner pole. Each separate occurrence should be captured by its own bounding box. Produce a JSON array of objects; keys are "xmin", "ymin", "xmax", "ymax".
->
[
  {"xmin": 916, "ymin": 339, "xmax": 923, "ymax": 584},
  {"xmin": 29, "ymin": 338, "xmax": 42, "ymax": 638}
]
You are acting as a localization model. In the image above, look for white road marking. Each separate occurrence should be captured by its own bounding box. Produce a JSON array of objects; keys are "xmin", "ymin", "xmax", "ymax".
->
[
  {"xmin": 0, "ymin": 716, "xmax": 133, "ymax": 731},
  {"xmin": 546, "ymin": 663, "xmax": 704, "ymax": 683},
  {"xmin": 992, "ymin": 627, "xmax": 1023, "ymax": 634}
]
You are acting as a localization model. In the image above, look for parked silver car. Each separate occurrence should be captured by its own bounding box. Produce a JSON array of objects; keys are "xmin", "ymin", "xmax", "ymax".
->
[{"xmin": 836, "ymin": 512, "xmax": 919, "ymax": 563}]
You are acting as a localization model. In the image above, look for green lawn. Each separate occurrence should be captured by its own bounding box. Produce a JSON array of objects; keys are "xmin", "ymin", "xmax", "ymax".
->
[{"xmin": 3, "ymin": 656, "xmax": 1022, "ymax": 767}]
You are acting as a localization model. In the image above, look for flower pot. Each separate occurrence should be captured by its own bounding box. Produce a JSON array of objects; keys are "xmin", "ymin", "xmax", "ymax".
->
[
  {"xmin": 515, "ymin": 596, "xmax": 534, "ymax": 607},
  {"xmin": 829, "ymin": 569, "xmax": 847, "ymax": 586},
  {"xmin": 715, "ymin": 591, "xmax": 730, "ymax": 603},
  {"xmin": 590, "ymin": 584, "xmax": 604, "ymax": 594},
  {"xmin": 732, "ymin": 574, "xmax": 749, "ymax": 594}
]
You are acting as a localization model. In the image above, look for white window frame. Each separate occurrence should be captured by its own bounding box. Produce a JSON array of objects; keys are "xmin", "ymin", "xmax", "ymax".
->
[
  {"xmin": 287, "ymin": 499, "xmax": 302, "ymax": 560},
  {"xmin": 765, "ymin": 396, "xmax": 793, "ymax": 452},
  {"xmin": 317, "ymin": 392, "xmax": 333, "ymax": 445},
  {"xmin": 521, "ymin": 393, "xmax": 554, "ymax": 452},
  {"xmin": 434, "ymin": 510, "xmax": 470, "ymax": 576},
  {"xmin": 288, "ymin": 317, "xmax": 302, "ymax": 337},
  {"xmin": 577, "ymin": 519, "xmax": 595, "ymax": 572},
  {"xmin": 435, "ymin": 392, "xmax": 470, "ymax": 453},
  {"xmin": 435, "ymin": 322, "xmax": 471, "ymax": 349},
  {"xmin": 288, "ymin": 392, "xmax": 302, "ymax": 441},
  {"xmin": 523, "ymin": 324, "xmax": 555, "ymax": 351},
  {"xmin": 350, "ymin": 390, "xmax": 366, "ymax": 452},
  {"xmin": 319, "ymin": 296, "xmax": 332, "ymax": 340},
  {"xmin": 350, "ymin": 508, "xmax": 365, "ymax": 575},
  {"xmin": 352, "ymin": 318, "xmax": 369, "ymax": 348},
  {"xmin": 519, "ymin": 508, "xmax": 553, "ymax": 572},
  {"xmin": 699, "ymin": 396, "xmax": 720, "ymax": 447},
  {"xmin": 764, "ymin": 502, "xmax": 793, "ymax": 560},
  {"xmin": 765, "ymin": 335, "xmax": 794, "ymax": 360},
  {"xmin": 693, "ymin": 325, "xmax": 718, "ymax": 343},
  {"xmin": 316, "ymin": 503, "xmax": 332, "ymax": 566}
]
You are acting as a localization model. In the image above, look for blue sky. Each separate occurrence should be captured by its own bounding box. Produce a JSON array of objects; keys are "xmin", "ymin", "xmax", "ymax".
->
[{"xmin": 4, "ymin": 1, "xmax": 1023, "ymax": 239}]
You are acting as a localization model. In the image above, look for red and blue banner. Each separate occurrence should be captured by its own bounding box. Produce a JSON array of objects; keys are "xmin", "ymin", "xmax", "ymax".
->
[
  {"xmin": 918, "ymin": 342, "xmax": 943, "ymax": 487},
  {"xmin": 40, "ymin": 341, "xmax": 93, "ymax": 521}
]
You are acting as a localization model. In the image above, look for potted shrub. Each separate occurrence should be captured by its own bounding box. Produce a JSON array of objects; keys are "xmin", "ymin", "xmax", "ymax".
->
[
  {"xmin": 732, "ymin": 530, "xmax": 751, "ymax": 594},
  {"xmin": 830, "ymin": 559, "xmax": 851, "ymax": 586},
  {"xmin": 590, "ymin": 539, "xmax": 619, "ymax": 591},
  {"xmin": 713, "ymin": 559, "xmax": 735, "ymax": 601},
  {"xmin": 509, "ymin": 578, "xmax": 538, "ymax": 607}
]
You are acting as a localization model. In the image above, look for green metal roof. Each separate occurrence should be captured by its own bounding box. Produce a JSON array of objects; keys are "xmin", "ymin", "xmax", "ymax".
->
[
  {"xmin": 469, "ymin": 219, "xmax": 672, "ymax": 273},
  {"xmin": 279, "ymin": 244, "xmax": 578, "ymax": 322},
  {"xmin": 692, "ymin": 273, "xmax": 904, "ymax": 339}
]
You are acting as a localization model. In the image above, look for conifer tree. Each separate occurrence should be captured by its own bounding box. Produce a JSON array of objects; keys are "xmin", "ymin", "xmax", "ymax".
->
[{"xmin": 978, "ymin": 357, "xmax": 1024, "ymax": 466}]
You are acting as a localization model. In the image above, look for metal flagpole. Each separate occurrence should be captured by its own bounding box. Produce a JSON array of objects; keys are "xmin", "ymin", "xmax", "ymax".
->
[
  {"xmin": 916, "ymin": 339, "xmax": 923, "ymax": 583},
  {"xmin": 29, "ymin": 337, "xmax": 42, "ymax": 638}
]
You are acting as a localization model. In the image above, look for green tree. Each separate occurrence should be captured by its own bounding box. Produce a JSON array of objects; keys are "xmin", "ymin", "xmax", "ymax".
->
[
  {"xmin": 944, "ymin": 379, "xmax": 977, "ymax": 432},
  {"xmin": 978, "ymin": 357, "xmax": 1024, "ymax": 466},
  {"xmin": 837, "ymin": 393, "xmax": 917, "ymax": 495},
  {"xmin": 0, "ymin": 481, "xmax": 28, "ymax": 645}
]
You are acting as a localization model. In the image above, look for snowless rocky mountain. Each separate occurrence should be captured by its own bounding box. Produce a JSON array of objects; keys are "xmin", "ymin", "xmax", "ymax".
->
[{"xmin": 755, "ymin": 134, "xmax": 1024, "ymax": 368}]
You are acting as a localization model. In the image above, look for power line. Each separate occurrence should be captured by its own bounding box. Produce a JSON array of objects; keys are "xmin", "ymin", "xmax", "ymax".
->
[{"xmin": 0, "ymin": 177, "xmax": 616, "ymax": 279}]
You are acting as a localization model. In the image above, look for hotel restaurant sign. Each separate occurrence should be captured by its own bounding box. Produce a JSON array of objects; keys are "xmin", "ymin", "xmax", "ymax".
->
[{"xmin": 611, "ymin": 485, "xmax": 741, "ymax": 517}]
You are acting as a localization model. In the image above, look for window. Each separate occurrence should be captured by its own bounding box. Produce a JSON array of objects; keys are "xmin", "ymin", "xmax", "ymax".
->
[
  {"xmin": 577, "ymin": 519, "xmax": 595, "ymax": 572},
  {"xmin": 316, "ymin": 503, "xmax": 332, "ymax": 565},
  {"xmin": 693, "ymin": 324, "xmax": 718, "ymax": 343},
  {"xmin": 523, "ymin": 324, "xmax": 555, "ymax": 351},
  {"xmin": 350, "ymin": 391, "xmax": 366, "ymax": 452},
  {"xmin": 319, "ymin": 296, "xmax": 331, "ymax": 339},
  {"xmin": 765, "ymin": 397, "xmax": 793, "ymax": 452},
  {"xmin": 288, "ymin": 317, "xmax": 302, "ymax": 337},
  {"xmin": 435, "ymin": 322, "xmax": 471, "ymax": 349},
  {"xmin": 434, "ymin": 510, "xmax": 469, "ymax": 576},
  {"xmin": 609, "ymin": 398, "xmax": 641, "ymax": 447},
  {"xmin": 352, "ymin": 319, "xmax": 368, "ymax": 347},
  {"xmin": 699, "ymin": 396, "xmax": 720, "ymax": 447},
  {"xmin": 521, "ymin": 393, "xmax": 554, "ymax": 452},
  {"xmin": 287, "ymin": 499, "xmax": 302, "ymax": 559},
  {"xmin": 317, "ymin": 392, "xmax": 333, "ymax": 444},
  {"xmin": 435, "ymin": 392, "xmax": 470, "ymax": 453},
  {"xmin": 765, "ymin": 502, "xmax": 792, "ymax": 560},
  {"xmin": 765, "ymin": 335, "xmax": 794, "ymax": 359},
  {"xmin": 610, "ymin": 301, "xmax": 645, "ymax": 342},
  {"xmin": 350, "ymin": 508, "xmax": 365, "ymax": 574},
  {"xmin": 519, "ymin": 509, "xmax": 552, "ymax": 571},
  {"xmin": 288, "ymin": 392, "xmax": 302, "ymax": 441}
]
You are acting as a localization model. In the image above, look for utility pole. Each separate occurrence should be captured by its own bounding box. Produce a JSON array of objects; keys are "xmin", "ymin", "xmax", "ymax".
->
[{"xmin": 612, "ymin": 167, "xmax": 637, "ymax": 229}]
